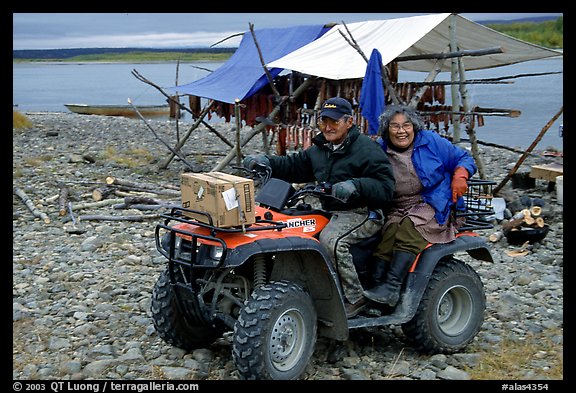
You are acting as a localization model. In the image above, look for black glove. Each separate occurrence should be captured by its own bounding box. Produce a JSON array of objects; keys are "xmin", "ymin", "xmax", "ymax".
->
[
  {"xmin": 331, "ymin": 180, "xmax": 358, "ymax": 202},
  {"xmin": 243, "ymin": 154, "xmax": 270, "ymax": 170}
]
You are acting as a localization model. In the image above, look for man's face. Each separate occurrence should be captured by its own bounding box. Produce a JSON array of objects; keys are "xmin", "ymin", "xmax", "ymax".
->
[{"xmin": 317, "ymin": 115, "xmax": 353, "ymax": 145}]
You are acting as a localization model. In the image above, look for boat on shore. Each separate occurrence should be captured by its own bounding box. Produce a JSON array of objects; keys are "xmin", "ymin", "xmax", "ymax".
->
[{"xmin": 64, "ymin": 103, "xmax": 170, "ymax": 118}]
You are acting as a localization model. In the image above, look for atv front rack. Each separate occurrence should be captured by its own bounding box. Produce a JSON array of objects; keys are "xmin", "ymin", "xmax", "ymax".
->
[
  {"xmin": 160, "ymin": 206, "xmax": 288, "ymax": 236},
  {"xmin": 155, "ymin": 206, "xmax": 291, "ymax": 267}
]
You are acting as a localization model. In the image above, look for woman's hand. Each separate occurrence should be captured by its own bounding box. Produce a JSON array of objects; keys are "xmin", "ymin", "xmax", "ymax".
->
[{"xmin": 451, "ymin": 167, "xmax": 469, "ymax": 202}]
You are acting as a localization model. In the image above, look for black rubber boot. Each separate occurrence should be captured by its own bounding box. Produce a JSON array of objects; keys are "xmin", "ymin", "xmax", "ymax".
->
[
  {"xmin": 368, "ymin": 257, "xmax": 389, "ymax": 288},
  {"xmin": 364, "ymin": 250, "xmax": 416, "ymax": 306}
]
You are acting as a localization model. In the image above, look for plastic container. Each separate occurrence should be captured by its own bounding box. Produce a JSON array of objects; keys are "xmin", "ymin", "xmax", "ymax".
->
[{"xmin": 556, "ymin": 175, "xmax": 563, "ymax": 205}]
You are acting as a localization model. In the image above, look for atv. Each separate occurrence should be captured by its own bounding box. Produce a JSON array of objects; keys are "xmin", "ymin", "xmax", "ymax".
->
[{"xmin": 150, "ymin": 165, "xmax": 496, "ymax": 380}]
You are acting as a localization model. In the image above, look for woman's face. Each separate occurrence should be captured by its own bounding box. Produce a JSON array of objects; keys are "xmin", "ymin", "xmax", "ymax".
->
[{"xmin": 388, "ymin": 113, "xmax": 415, "ymax": 149}]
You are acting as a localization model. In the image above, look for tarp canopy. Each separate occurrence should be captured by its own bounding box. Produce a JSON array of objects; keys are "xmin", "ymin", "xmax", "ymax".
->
[
  {"xmin": 166, "ymin": 24, "xmax": 328, "ymax": 103},
  {"xmin": 268, "ymin": 13, "xmax": 563, "ymax": 80}
]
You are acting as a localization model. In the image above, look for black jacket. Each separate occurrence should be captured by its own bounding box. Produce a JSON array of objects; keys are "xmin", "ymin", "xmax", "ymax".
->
[{"xmin": 268, "ymin": 125, "xmax": 395, "ymax": 211}]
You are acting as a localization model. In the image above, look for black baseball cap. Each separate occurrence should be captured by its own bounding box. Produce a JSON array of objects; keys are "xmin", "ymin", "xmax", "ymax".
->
[{"xmin": 319, "ymin": 97, "xmax": 352, "ymax": 120}]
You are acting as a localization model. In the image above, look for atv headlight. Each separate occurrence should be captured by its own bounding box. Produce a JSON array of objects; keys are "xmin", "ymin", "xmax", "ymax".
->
[{"xmin": 209, "ymin": 246, "xmax": 224, "ymax": 260}]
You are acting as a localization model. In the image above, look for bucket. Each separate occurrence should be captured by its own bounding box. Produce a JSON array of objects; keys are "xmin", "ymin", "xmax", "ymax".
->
[{"xmin": 556, "ymin": 175, "xmax": 563, "ymax": 205}]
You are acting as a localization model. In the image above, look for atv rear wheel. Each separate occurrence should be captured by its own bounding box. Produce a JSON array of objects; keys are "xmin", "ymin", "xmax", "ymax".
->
[
  {"xmin": 402, "ymin": 258, "xmax": 485, "ymax": 354},
  {"xmin": 233, "ymin": 280, "xmax": 317, "ymax": 380},
  {"xmin": 151, "ymin": 268, "xmax": 220, "ymax": 350}
]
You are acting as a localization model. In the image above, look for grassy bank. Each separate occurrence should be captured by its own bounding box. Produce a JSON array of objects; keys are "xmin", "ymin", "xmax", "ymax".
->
[{"xmin": 486, "ymin": 17, "xmax": 563, "ymax": 49}]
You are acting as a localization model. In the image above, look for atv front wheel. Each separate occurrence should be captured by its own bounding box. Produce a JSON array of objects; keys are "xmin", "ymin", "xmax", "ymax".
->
[
  {"xmin": 233, "ymin": 281, "xmax": 317, "ymax": 380},
  {"xmin": 151, "ymin": 268, "xmax": 220, "ymax": 350},
  {"xmin": 402, "ymin": 258, "xmax": 485, "ymax": 354}
]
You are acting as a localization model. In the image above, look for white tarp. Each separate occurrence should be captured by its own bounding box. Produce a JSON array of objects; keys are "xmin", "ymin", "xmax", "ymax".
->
[{"xmin": 267, "ymin": 13, "xmax": 563, "ymax": 80}]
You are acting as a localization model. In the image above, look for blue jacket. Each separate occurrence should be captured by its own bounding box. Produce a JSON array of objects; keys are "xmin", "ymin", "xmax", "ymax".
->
[{"xmin": 377, "ymin": 130, "xmax": 477, "ymax": 225}]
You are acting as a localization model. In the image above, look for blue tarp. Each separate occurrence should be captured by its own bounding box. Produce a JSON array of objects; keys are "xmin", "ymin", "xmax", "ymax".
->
[
  {"xmin": 167, "ymin": 25, "xmax": 328, "ymax": 104},
  {"xmin": 359, "ymin": 48, "xmax": 385, "ymax": 135}
]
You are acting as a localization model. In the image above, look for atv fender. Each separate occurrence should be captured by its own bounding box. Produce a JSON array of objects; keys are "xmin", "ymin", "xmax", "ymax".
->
[
  {"xmin": 349, "ymin": 234, "xmax": 492, "ymax": 329},
  {"xmin": 231, "ymin": 236, "xmax": 350, "ymax": 341},
  {"xmin": 398, "ymin": 234, "xmax": 492, "ymax": 322}
]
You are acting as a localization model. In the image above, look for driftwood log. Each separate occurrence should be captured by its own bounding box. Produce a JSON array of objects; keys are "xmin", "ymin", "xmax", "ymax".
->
[
  {"xmin": 71, "ymin": 198, "xmax": 126, "ymax": 211},
  {"xmin": 105, "ymin": 176, "xmax": 180, "ymax": 197},
  {"xmin": 78, "ymin": 214, "xmax": 161, "ymax": 222},
  {"xmin": 489, "ymin": 231, "xmax": 504, "ymax": 242},
  {"xmin": 112, "ymin": 196, "xmax": 179, "ymax": 210},
  {"xmin": 58, "ymin": 184, "xmax": 69, "ymax": 216},
  {"xmin": 92, "ymin": 186, "xmax": 116, "ymax": 202},
  {"xmin": 502, "ymin": 208, "xmax": 546, "ymax": 231},
  {"xmin": 14, "ymin": 186, "xmax": 51, "ymax": 224}
]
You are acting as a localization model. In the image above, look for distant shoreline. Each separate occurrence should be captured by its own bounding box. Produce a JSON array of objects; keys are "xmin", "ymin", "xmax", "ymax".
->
[
  {"xmin": 13, "ymin": 59, "xmax": 224, "ymax": 65},
  {"xmin": 12, "ymin": 49, "xmax": 234, "ymax": 63}
]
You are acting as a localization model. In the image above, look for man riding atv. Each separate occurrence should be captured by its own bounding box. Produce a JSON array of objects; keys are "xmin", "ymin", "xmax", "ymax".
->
[{"xmin": 244, "ymin": 96, "xmax": 395, "ymax": 317}]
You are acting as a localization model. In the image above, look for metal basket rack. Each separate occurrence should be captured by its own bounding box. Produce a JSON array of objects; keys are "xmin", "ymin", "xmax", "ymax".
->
[{"xmin": 456, "ymin": 179, "xmax": 497, "ymax": 232}]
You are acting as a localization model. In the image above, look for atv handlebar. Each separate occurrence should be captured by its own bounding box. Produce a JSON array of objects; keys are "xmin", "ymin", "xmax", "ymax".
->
[
  {"xmin": 232, "ymin": 165, "xmax": 347, "ymax": 206},
  {"xmin": 285, "ymin": 182, "xmax": 348, "ymax": 207},
  {"xmin": 232, "ymin": 164, "xmax": 272, "ymax": 185}
]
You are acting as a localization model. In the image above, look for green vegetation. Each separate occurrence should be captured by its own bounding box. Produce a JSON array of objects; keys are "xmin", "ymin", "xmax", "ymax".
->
[{"xmin": 487, "ymin": 16, "xmax": 563, "ymax": 49}]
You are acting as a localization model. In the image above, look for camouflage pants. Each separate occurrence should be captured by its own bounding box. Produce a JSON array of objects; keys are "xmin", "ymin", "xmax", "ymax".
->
[{"xmin": 319, "ymin": 207, "xmax": 384, "ymax": 304}]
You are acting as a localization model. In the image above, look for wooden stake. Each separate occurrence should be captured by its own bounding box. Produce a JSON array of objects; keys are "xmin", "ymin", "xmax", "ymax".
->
[{"xmin": 493, "ymin": 106, "xmax": 564, "ymax": 195}]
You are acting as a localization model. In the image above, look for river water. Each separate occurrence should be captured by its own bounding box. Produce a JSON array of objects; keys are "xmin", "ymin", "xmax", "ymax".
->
[{"xmin": 13, "ymin": 57, "xmax": 563, "ymax": 150}]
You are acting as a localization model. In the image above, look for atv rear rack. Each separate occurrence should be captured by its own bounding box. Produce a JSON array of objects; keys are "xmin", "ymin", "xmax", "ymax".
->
[{"xmin": 457, "ymin": 179, "xmax": 497, "ymax": 232}]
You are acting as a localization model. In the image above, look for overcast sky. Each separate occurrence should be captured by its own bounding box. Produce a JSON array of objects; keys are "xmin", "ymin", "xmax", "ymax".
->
[{"xmin": 13, "ymin": 13, "xmax": 563, "ymax": 50}]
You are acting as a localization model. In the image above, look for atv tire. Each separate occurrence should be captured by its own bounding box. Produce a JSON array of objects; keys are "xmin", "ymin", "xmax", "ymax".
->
[
  {"xmin": 233, "ymin": 280, "xmax": 317, "ymax": 380},
  {"xmin": 402, "ymin": 258, "xmax": 485, "ymax": 354},
  {"xmin": 151, "ymin": 268, "xmax": 220, "ymax": 350}
]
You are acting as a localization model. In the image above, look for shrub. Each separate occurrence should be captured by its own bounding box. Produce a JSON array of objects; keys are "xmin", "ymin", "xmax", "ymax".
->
[{"xmin": 13, "ymin": 110, "xmax": 32, "ymax": 129}]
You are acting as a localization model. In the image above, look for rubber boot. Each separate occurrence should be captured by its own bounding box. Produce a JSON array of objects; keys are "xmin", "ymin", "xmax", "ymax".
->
[
  {"xmin": 364, "ymin": 250, "xmax": 416, "ymax": 306},
  {"xmin": 368, "ymin": 257, "xmax": 389, "ymax": 289}
]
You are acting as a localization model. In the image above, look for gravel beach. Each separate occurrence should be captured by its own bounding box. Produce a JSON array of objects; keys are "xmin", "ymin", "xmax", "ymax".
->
[{"xmin": 13, "ymin": 112, "xmax": 563, "ymax": 381}]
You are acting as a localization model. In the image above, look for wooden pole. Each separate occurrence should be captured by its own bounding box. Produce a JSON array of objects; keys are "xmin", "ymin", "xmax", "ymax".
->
[
  {"xmin": 212, "ymin": 77, "xmax": 316, "ymax": 172},
  {"xmin": 130, "ymin": 69, "xmax": 215, "ymax": 169},
  {"xmin": 235, "ymin": 99, "xmax": 242, "ymax": 168},
  {"xmin": 449, "ymin": 14, "xmax": 461, "ymax": 143},
  {"xmin": 405, "ymin": 71, "xmax": 562, "ymax": 87},
  {"xmin": 248, "ymin": 23, "xmax": 281, "ymax": 97},
  {"xmin": 158, "ymin": 100, "xmax": 213, "ymax": 169},
  {"xmin": 458, "ymin": 55, "xmax": 486, "ymax": 180},
  {"xmin": 127, "ymin": 99, "xmax": 196, "ymax": 171},
  {"xmin": 408, "ymin": 48, "xmax": 448, "ymax": 108},
  {"xmin": 493, "ymin": 106, "xmax": 564, "ymax": 195},
  {"xmin": 395, "ymin": 46, "xmax": 503, "ymax": 62}
]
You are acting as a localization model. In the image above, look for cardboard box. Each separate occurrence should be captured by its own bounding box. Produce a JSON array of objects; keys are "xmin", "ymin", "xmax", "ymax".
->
[{"xmin": 181, "ymin": 172, "xmax": 255, "ymax": 228}]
